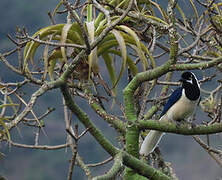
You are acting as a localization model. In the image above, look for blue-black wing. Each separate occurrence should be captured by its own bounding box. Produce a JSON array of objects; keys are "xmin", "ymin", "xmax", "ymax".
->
[{"xmin": 160, "ymin": 87, "xmax": 183, "ymax": 117}]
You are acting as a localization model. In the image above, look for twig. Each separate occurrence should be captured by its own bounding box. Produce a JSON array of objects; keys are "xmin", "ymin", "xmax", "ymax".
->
[
  {"xmin": 48, "ymin": 11, "xmax": 56, "ymax": 25},
  {"xmin": 111, "ymin": 4, "xmax": 169, "ymax": 31},
  {"xmin": 0, "ymin": 90, "xmax": 8, "ymax": 117},
  {"xmin": 208, "ymin": 151, "xmax": 222, "ymax": 168},
  {"xmin": 92, "ymin": 153, "xmax": 123, "ymax": 180},
  {"xmin": 66, "ymin": 125, "xmax": 90, "ymax": 180},
  {"xmin": 87, "ymin": 156, "xmax": 113, "ymax": 167},
  {"xmin": 23, "ymin": 107, "xmax": 55, "ymax": 122},
  {"xmin": 63, "ymin": 93, "xmax": 90, "ymax": 180},
  {"xmin": 92, "ymin": 0, "xmax": 111, "ymax": 25},
  {"xmin": 199, "ymin": 74, "xmax": 216, "ymax": 85},
  {"xmin": 0, "ymin": 79, "xmax": 29, "ymax": 96},
  {"xmin": 0, "ymin": 52, "xmax": 43, "ymax": 85},
  {"xmin": 2, "ymin": 79, "xmax": 63, "ymax": 135},
  {"xmin": 14, "ymin": 92, "xmax": 47, "ymax": 137},
  {"xmin": 193, "ymin": 136, "xmax": 222, "ymax": 155},
  {"xmin": 178, "ymin": 19, "xmax": 204, "ymax": 55},
  {"xmin": 66, "ymin": 128, "xmax": 77, "ymax": 141},
  {"xmin": 68, "ymin": 129, "xmax": 78, "ymax": 180},
  {"xmin": 68, "ymin": 146, "xmax": 77, "ymax": 180},
  {"xmin": 0, "ymin": 53, "xmax": 23, "ymax": 75},
  {"xmin": 57, "ymin": 2, "xmax": 87, "ymax": 14},
  {"xmin": 20, "ymin": 33, "xmax": 86, "ymax": 49},
  {"xmin": 195, "ymin": 0, "xmax": 208, "ymax": 8},
  {"xmin": 78, "ymin": 127, "xmax": 90, "ymax": 139},
  {"xmin": 193, "ymin": 135, "xmax": 222, "ymax": 167},
  {"xmin": 149, "ymin": 26, "xmax": 156, "ymax": 54},
  {"xmin": 1, "ymin": 48, "xmax": 19, "ymax": 57},
  {"xmin": 62, "ymin": 0, "xmax": 91, "ymax": 54},
  {"xmin": 76, "ymin": 154, "xmax": 93, "ymax": 179},
  {"xmin": 7, "ymin": 34, "xmax": 27, "ymax": 47},
  {"xmin": 90, "ymin": 0, "xmax": 134, "ymax": 50},
  {"xmin": 63, "ymin": 96, "xmax": 77, "ymax": 180},
  {"xmin": 17, "ymin": 44, "xmax": 23, "ymax": 71},
  {"xmin": 9, "ymin": 141, "xmax": 70, "ymax": 150},
  {"xmin": 74, "ymin": 0, "xmax": 81, "ymax": 8},
  {"xmin": 153, "ymin": 51, "xmax": 168, "ymax": 58}
]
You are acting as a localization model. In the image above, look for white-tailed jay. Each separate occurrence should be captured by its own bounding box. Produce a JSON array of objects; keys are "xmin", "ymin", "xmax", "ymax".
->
[{"xmin": 140, "ymin": 72, "xmax": 200, "ymax": 156}]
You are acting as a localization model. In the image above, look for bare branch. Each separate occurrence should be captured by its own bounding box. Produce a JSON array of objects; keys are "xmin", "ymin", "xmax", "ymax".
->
[
  {"xmin": 193, "ymin": 136, "xmax": 222, "ymax": 167},
  {"xmin": 87, "ymin": 156, "xmax": 113, "ymax": 167},
  {"xmin": 9, "ymin": 141, "xmax": 70, "ymax": 150},
  {"xmin": 19, "ymin": 32, "xmax": 86, "ymax": 49},
  {"xmin": 0, "ymin": 53, "xmax": 23, "ymax": 75},
  {"xmin": 193, "ymin": 136, "xmax": 222, "ymax": 155},
  {"xmin": 2, "ymin": 79, "xmax": 64, "ymax": 135},
  {"xmin": 92, "ymin": 0, "xmax": 111, "ymax": 25},
  {"xmin": 62, "ymin": 0, "xmax": 91, "ymax": 54}
]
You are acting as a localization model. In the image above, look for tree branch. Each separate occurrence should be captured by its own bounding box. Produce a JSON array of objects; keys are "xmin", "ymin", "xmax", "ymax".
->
[
  {"xmin": 122, "ymin": 151, "xmax": 171, "ymax": 180},
  {"xmin": 170, "ymin": 56, "xmax": 222, "ymax": 71},
  {"xmin": 139, "ymin": 120, "xmax": 222, "ymax": 135},
  {"xmin": 92, "ymin": 153, "xmax": 124, "ymax": 180},
  {"xmin": 9, "ymin": 141, "xmax": 70, "ymax": 150},
  {"xmin": 2, "ymin": 79, "xmax": 64, "ymax": 135},
  {"xmin": 60, "ymin": 84, "xmax": 118, "ymax": 156}
]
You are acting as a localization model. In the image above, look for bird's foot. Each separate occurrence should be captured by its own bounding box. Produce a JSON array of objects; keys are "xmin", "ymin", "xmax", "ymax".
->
[{"xmin": 175, "ymin": 119, "xmax": 186, "ymax": 128}]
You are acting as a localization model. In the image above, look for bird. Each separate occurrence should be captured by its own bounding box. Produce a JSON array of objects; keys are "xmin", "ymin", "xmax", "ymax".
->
[{"xmin": 139, "ymin": 71, "xmax": 200, "ymax": 156}]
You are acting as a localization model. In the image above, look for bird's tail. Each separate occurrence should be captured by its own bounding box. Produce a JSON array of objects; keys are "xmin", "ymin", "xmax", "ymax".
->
[{"xmin": 139, "ymin": 130, "xmax": 164, "ymax": 156}]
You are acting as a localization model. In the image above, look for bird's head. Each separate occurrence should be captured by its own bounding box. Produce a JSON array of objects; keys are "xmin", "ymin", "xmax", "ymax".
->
[
  {"xmin": 179, "ymin": 71, "xmax": 199, "ymax": 87},
  {"xmin": 179, "ymin": 71, "xmax": 200, "ymax": 101}
]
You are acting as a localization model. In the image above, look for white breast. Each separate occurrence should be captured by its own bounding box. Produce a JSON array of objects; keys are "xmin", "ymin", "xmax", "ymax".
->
[{"xmin": 165, "ymin": 89, "xmax": 199, "ymax": 122}]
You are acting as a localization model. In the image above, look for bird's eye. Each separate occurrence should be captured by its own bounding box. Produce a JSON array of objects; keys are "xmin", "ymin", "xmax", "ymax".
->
[{"xmin": 188, "ymin": 75, "xmax": 193, "ymax": 80}]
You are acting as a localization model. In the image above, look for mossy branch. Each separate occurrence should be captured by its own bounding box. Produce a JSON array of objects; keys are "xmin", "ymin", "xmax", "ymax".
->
[
  {"xmin": 92, "ymin": 153, "xmax": 124, "ymax": 180},
  {"xmin": 125, "ymin": 55, "xmax": 222, "ymax": 99},
  {"xmin": 170, "ymin": 56, "xmax": 222, "ymax": 70},
  {"xmin": 61, "ymin": 84, "xmax": 171, "ymax": 180},
  {"xmin": 122, "ymin": 151, "xmax": 171, "ymax": 180},
  {"xmin": 88, "ymin": 93, "xmax": 126, "ymax": 134},
  {"xmin": 139, "ymin": 120, "xmax": 222, "ymax": 135},
  {"xmin": 60, "ymin": 84, "xmax": 118, "ymax": 156}
]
